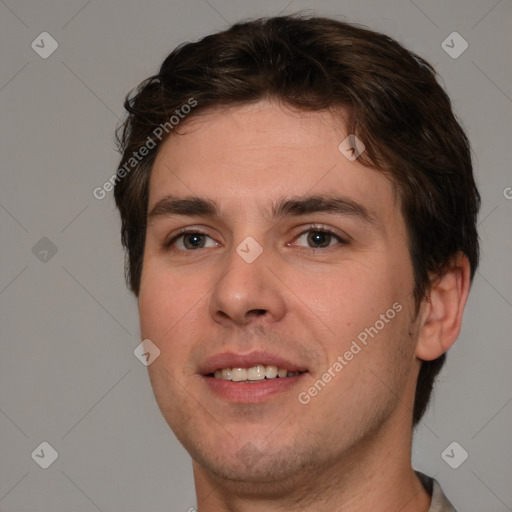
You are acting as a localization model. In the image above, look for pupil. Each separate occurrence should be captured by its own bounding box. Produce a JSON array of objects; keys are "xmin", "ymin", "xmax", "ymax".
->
[
  {"xmin": 185, "ymin": 234, "xmax": 204, "ymax": 249},
  {"xmin": 308, "ymin": 231, "xmax": 330, "ymax": 248}
]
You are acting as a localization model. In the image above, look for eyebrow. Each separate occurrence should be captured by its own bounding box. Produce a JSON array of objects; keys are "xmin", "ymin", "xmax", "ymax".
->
[{"xmin": 148, "ymin": 194, "xmax": 378, "ymax": 225}]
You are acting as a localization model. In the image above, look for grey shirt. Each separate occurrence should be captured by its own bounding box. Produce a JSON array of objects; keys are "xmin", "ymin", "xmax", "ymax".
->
[{"xmin": 416, "ymin": 471, "xmax": 457, "ymax": 512}]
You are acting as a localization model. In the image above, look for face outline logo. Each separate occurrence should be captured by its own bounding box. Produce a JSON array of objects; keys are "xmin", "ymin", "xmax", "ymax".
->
[
  {"xmin": 237, "ymin": 442, "xmax": 264, "ymax": 469},
  {"xmin": 338, "ymin": 134, "xmax": 366, "ymax": 161}
]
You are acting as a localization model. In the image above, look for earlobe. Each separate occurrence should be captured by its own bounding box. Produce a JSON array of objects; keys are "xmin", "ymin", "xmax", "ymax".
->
[{"xmin": 415, "ymin": 253, "xmax": 472, "ymax": 361}]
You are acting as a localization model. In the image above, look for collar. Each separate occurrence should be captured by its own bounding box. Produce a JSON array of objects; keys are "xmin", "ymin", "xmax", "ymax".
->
[{"xmin": 415, "ymin": 471, "xmax": 458, "ymax": 512}]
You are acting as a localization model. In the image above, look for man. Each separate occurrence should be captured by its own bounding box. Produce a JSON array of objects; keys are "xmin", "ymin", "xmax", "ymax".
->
[{"xmin": 114, "ymin": 14, "xmax": 480, "ymax": 511}]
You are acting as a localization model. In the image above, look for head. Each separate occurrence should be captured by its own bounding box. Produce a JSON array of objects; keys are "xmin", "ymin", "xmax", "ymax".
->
[{"xmin": 114, "ymin": 13, "xmax": 479, "ymax": 488}]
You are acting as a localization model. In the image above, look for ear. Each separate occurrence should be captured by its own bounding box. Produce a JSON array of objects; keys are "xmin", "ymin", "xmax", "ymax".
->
[{"xmin": 415, "ymin": 253, "xmax": 472, "ymax": 361}]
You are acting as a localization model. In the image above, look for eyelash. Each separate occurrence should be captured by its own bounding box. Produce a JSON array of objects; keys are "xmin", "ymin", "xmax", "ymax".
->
[
  {"xmin": 164, "ymin": 225, "xmax": 348, "ymax": 252},
  {"xmin": 293, "ymin": 226, "xmax": 348, "ymax": 250}
]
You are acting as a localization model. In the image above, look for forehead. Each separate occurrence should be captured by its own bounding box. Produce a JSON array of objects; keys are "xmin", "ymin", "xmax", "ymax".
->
[{"xmin": 148, "ymin": 100, "xmax": 398, "ymax": 223}]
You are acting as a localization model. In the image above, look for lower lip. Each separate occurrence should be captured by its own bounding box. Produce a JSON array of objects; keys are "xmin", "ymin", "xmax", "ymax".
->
[{"xmin": 203, "ymin": 374, "xmax": 307, "ymax": 403}]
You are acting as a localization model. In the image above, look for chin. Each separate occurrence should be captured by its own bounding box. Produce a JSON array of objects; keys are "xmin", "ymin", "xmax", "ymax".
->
[{"xmin": 189, "ymin": 433, "xmax": 321, "ymax": 488}]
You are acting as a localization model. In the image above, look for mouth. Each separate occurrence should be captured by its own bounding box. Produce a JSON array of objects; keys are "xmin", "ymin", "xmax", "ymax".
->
[
  {"xmin": 200, "ymin": 352, "xmax": 309, "ymax": 403},
  {"xmin": 208, "ymin": 364, "xmax": 306, "ymax": 383}
]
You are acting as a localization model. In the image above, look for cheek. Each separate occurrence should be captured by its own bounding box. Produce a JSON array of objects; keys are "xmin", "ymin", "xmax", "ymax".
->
[
  {"xmin": 301, "ymin": 261, "xmax": 394, "ymax": 329},
  {"xmin": 301, "ymin": 256, "xmax": 414, "ymax": 374},
  {"xmin": 138, "ymin": 264, "xmax": 204, "ymax": 344},
  {"xmin": 138, "ymin": 272, "xmax": 208, "ymax": 394}
]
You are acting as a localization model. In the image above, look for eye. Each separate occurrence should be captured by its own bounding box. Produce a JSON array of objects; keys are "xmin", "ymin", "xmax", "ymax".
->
[
  {"xmin": 292, "ymin": 226, "xmax": 347, "ymax": 249},
  {"xmin": 166, "ymin": 230, "xmax": 219, "ymax": 251}
]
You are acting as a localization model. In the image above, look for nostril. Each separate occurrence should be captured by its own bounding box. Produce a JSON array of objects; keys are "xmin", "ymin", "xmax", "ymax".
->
[{"xmin": 248, "ymin": 309, "xmax": 267, "ymax": 317}]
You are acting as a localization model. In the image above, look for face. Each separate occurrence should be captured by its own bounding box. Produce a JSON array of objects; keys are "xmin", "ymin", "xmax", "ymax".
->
[{"xmin": 139, "ymin": 100, "xmax": 420, "ymax": 487}]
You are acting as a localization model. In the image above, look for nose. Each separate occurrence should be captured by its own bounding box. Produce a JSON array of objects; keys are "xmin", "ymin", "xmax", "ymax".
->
[{"xmin": 208, "ymin": 242, "xmax": 287, "ymax": 327}]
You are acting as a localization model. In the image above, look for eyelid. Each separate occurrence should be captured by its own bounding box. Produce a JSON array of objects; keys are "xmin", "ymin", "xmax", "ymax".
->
[
  {"xmin": 164, "ymin": 227, "xmax": 216, "ymax": 249},
  {"xmin": 290, "ymin": 224, "xmax": 350, "ymax": 246},
  {"xmin": 164, "ymin": 223, "xmax": 350, "ymax": 250}
]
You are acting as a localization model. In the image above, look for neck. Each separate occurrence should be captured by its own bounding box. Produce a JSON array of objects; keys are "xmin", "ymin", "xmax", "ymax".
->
[{"xmin": 192, "ymin": 407, "xmax": 431, "ymax": 512}]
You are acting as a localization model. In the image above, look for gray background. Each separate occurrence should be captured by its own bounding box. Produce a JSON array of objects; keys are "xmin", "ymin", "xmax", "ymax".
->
[{"xmin": 1, "ymin": 0, "xmax": 511, "ymax": 510}]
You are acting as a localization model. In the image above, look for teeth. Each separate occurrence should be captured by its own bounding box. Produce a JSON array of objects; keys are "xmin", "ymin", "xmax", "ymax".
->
[
  {"xmin": 212, "ymin": 364, "xmax": 303, "ymax": 381},
  {"xmin": 265, "ymin": 365, "xmax": 278, "ymax": 379},
  {"xmin": 231, "ymin": 368, "xmax": 248, "ymax": 382},
  {"xmin": 247, "ymin": 365, "xmax": 265, "ymax": 380}
]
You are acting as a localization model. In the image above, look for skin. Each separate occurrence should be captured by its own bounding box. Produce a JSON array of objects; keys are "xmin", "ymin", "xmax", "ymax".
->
[{"xmin": 138, "ymin": 100, "xmax": 471, "ymax": 511}]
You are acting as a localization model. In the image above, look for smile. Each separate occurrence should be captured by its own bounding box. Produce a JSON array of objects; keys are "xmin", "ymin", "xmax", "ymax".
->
[{"xmin": 210, "ymin": 365, "xmax": 304, "ymax": 382}]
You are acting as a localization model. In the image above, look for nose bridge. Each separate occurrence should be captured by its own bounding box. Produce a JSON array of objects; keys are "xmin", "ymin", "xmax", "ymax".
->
[{"xmin": 208, "ymin": 233, "xmax": 286, "ymax": 325}]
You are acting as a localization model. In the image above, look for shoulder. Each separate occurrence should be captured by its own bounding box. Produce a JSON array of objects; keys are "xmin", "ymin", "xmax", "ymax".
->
[{"xmin": 415, "ymin": 471, "xmax": 458, "ymax": 512}]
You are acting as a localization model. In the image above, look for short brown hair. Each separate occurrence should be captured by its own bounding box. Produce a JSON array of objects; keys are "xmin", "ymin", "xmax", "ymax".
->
[{"xmin": 114, "ymin": 14, "xmax": 480, "ymax": 427}]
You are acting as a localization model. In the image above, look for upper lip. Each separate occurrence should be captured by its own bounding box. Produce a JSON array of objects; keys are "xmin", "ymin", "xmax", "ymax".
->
[{"xmin": 199, "ymin": 351, "xmax": 308, "ymax": 375}]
